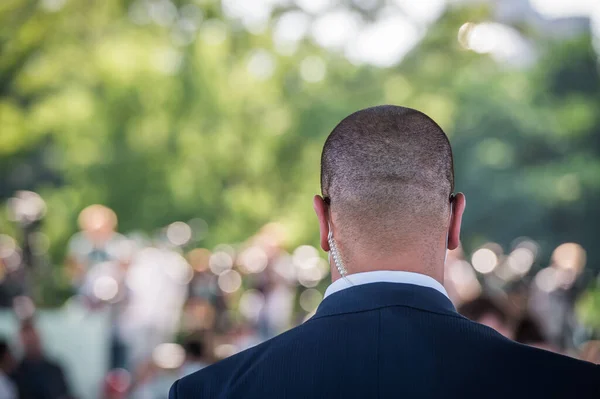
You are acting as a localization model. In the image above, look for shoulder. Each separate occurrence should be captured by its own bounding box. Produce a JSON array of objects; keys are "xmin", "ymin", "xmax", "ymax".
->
[
  {"xmin": 465, "ymin": 319, "xmax": 599, "ymax": 384},
  {"xmin": 170, "ymin": 322, "xmax": 321, "ymax": 397},
  {"xmin": 461, "ymin": 316, "xmax": 595, "ymax": 367},
  {"xmin": 169, "ymin": 343, "xmax": 269, "ymax": 398},
  {"xmin": 510, "ymin": 340, "xmax": 599, "ymax": 373},
  {"xmin": 506, "ymin": 341, "xmax": 599, "ymax": 394}
]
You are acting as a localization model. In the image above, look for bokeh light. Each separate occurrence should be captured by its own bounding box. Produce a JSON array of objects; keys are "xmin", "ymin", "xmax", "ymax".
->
[
  {"xmin": 345, "ymin": 14, "xmax": 420, "ymax": 67},
  {"xmin": 311, "ymin": 9, "xmax": 360, "ymax": 50},
  {"xmin": 506, "ymin": 247, "xmax": 536, "ymax": 276},
  {"xmin": 300, "ymin": 56, "xmax": 326, "ymax": 83},
  {"xmin": 152, "ymin": 343, "xmax": 185, "ymax": 369},
  {"xmin": 8, "ymin": 191, "xmax": 47, "ymax": 223},
  {"xmin": 187, "ymin": 248, "xmax": 211, "ymax": 272},
  {"xmin": 149, "ymin": 0, "xmax": 178, "ymax": 27},
  {"xmin": 239, "ymin": 289, "xmax": 265, "ymax": 320},
  {"xmin": 272, "ymin": 11, "xmax": 310, "ymax": 54},
  {"xmin": 296, "ymin": 0, "xmax": 332, "ymax": 14},
  {"xmin": 297, "ymin": 266, "xmax": 322, "ymax": 288},
  {"xmin": 273, "ymin": 254, "xmax": 296, "ymax": 282},
  {"xmin": 78, "ymin": 205, "xmax": 117, "ymax": 236},
  {"xmin": 247, "ymin": 50, "xmax": 276, "ymax": 80},
  {"xmin": 166, "ymin": 221, "xmax": 192, "ymax": 246},
  {"xmin": 292, "ymin": 245, "xmax": 319, "ymax": 269},
  {"xmin": 218, "ymin": 270, "xmax": 242, "ymax": 293},
  {"xmin": 535, "ymin": 267, "xmax": 558, "ymax": 293},
  {"xmin": 552, "ymin": 243, "xmax": 586, "ymax": 274},
  {"xmin": 164, "ymin": 254, "xmax": 194, "ymax": 285},
  {"xmin": 458, "ymin": 21, "xmax": 532, "ymax": 65},
  {"xmin": 209, "ymin": 251, "xmax": 234, "ymax": 275},
  {"xmin": 471, "ymin": 248, "xmax": 499, "ymax": 274},
  {"xmin": 299, "ymin": 288, "xmax": 322, "ymax": 312},
  {"xmin": 93, "ymin": 276, "xmax": 119, "ymax": 301},
  {"xmin": 239, "ymin": 246, "xmax": 268, "ymax": 274}
]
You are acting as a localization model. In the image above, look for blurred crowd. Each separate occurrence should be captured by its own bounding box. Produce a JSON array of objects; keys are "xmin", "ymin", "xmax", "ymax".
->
[
  {"xmin": 0, "ymin": 202, "xmax": 325, "ymax": 398},
  {"xmin": 0, "ymin": 202, "xmax": 598, "ymax": 398}
]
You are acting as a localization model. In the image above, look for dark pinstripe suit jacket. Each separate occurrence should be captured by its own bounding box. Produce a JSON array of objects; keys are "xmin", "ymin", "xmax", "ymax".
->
[{"xmin": 169, "ymin": 282, "xmax": 599, "ymax": 398}]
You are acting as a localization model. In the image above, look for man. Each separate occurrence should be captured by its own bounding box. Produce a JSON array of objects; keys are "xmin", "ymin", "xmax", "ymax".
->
[
  {"xmin": 130, "ymin": 336, "xmax": 210, "ymax": 399},
  {"xmin": 12, "ymin": 320, "xmax": 73, "ymax": 399},
  {"xmin": 170, "ymin": 105, "xmax": 599, "ymax": 398},
  {"xmin": 180, "ymin": 336, "xmax": 209, "ymax": 377},
  {"xmin": 514, "ymin": 314, "xmax": 559, "ymax": 353},
  {"xmin": 0, "ymin": 339, "xmax": 16, "ymax": 399},
  {"xmin": 458, "ymin": 295, "xmax": 513, "ymax": 338}
]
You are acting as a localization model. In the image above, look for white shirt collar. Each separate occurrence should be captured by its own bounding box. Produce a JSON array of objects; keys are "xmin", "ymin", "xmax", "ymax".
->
[{"xmin": 323, "ymin": 270, "xmax": 449, "ymax": 299}]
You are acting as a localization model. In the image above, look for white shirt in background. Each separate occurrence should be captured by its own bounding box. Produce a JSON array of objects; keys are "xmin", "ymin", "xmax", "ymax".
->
[{"xmin": 0, "ymin": 372, "xmax": 17, "ymax": 399}]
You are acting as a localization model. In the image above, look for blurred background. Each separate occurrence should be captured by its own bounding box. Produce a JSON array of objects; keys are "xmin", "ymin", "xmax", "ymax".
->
[{"xmin": 1, "ymin": 0, "xmax": 600, "ymax": 397}]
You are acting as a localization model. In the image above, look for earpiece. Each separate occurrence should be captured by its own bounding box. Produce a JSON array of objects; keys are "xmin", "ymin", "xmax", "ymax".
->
[{"xmin": 328, "ymin": 225, "xmax": 348, "ymax": 277}]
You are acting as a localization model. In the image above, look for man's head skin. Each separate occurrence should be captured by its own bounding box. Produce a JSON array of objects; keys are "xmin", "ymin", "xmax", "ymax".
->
[{"xmin": 313, "ymin": 105, "xmax": 466, "ymax": 284}]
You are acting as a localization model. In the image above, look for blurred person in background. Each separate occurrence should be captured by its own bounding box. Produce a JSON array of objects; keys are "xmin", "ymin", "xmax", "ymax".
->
[
  {"xmin": 119, "ymin": 245, "xmax": 190, "ymax": 372},
  {"xmin": 184, "ymin": 249, "xmax": 224, "ymax": 335},
  {"xmin": 0, "ymin": 339, "xmax": 17, "ymax": 399},
  {"xmin": 101, "ymin": 368, "xmax": 131, "ymax": 399},
  {"xmin": 580, "ymin": 341, "xmax": 600, "ymax": 365},
  {"xmin": 253, "ymin": 225, "xmax": 296, "ymax": 340},
  {"xmin": 514, "ymin": 314, "xmax": 558, "ymax": 353},
  {"xmin": 228, "ymin": 321, "xmax": 261, "ymax": 353},
  {"xmin": 458, "ymin": 295, "xmax": 513, "ymax": 338},
  {"xmin": 256, "ymin": 270, "xmax": 294, "ymax": 340},
  {"xmin": 79, "ymin": 237, "xmax": 139, "ymax": 370},
  {"xmin": 130, "ymin": 336, "xmax": 209, "ymax": 399},
  {"xmin": 169, "ymin": 105, "xmax": 599, "ymax": 398},
  {"xmin": 128, "ymin": 359, "xmax": 162, "ymax": 399},
  {"xmin": 67, "ymin": 205, "xmax": 124, "ymax": 291},
  {"xmin": 179, "ymin": 336, "xmax": 208, "ymax": 377},
  {"xmin": 12, "ymin": 319, "xmax": 73, "ymax": 399}
]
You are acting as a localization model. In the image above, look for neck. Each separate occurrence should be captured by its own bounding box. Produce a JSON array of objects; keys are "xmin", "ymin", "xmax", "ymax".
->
[{"xmin": 330, "ymin": 251, "xmax": 445, "ymax": 285}]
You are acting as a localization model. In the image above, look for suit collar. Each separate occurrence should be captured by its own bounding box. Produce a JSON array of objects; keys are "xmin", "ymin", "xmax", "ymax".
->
[
  {"xmin": 312, "ymin": 282, "xmax": 457, "ymax": 320},
  {"xmin": 324, "ymin": 271, "xmax": 449, "ymax": 299}
]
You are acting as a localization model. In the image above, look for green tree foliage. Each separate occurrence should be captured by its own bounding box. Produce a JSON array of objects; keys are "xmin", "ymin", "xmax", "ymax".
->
[{"xmin": 1, "ymin": 1, "xmax": 599, "ymax": 305}]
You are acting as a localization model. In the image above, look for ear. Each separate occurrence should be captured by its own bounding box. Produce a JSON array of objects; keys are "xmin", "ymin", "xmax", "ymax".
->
[
  {"xmin": 447, "ymin": 192, "xmax": 466, "ymax": 250},
  {"xmin": 313, "ymin": 195, "xmax": 331, "ymax": 252}
]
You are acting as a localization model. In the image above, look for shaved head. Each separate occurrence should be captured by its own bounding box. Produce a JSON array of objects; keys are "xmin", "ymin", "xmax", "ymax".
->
[{"xmin": 320, "ymin": 105, "xmax": 455, "ymax": 264}]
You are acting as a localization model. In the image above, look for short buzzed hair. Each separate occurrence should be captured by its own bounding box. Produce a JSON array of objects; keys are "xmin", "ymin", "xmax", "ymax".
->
[{"xmin": 321, "ymin": 105, "xmax": 454, "ymax": 255}]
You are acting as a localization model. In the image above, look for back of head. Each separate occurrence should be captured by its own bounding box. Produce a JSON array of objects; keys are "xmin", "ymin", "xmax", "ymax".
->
[{"xmin": 321, "ymin": 105, "xmax": 454, "ymax": 266}]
